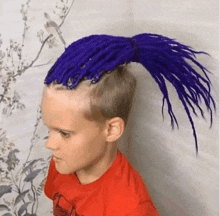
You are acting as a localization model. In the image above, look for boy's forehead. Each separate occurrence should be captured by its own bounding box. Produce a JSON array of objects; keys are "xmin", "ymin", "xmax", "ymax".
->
[
  {"xmin": 41, "ymin": 84, "xmax": 91, "ymax": 111},
  {"xmin": 45, "ymin": 80, "xmax": 92, "ymax": 97}
]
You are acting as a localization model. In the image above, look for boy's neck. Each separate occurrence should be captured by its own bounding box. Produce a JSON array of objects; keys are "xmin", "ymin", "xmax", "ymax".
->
[{"xmin": 75, "ymin": 144, "xmax": 118, "ymax": 185}]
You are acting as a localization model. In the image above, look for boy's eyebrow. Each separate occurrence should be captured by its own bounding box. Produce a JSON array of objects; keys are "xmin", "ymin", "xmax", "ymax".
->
[{"xmin": 43, "ymin": 122, "xmax": 74, "ymax": 133}]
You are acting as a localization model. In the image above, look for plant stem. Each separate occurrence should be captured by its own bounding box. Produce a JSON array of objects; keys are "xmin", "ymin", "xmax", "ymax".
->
[{"xmin": 59, "ymin": 0, "xmax": 75, "ymax": 28}]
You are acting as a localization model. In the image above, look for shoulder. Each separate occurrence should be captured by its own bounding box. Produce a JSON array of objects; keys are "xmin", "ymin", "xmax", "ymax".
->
[
  {"xmin": 106, "ymin": 151, "xmax": 157, "ymax": 215},
  {"xmin": 116, "ymin": 151, "xmax": 152, "ymax": 199},
  {"xmin": 125, "ymin": 200, "xmax": 159, "ymax": 216}
]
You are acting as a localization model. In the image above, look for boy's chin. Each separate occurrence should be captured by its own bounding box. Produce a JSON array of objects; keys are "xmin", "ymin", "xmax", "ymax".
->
[
  {"xmin": 57, "ymin": 168, "xmax": 75, "ymax": 175},
  {"xmin": 55, "ymin": 162, "xmax": 75, "ymax": 175}
]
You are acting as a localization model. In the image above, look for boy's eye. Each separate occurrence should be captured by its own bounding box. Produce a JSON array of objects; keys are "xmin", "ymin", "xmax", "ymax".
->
[{"xmin": 59, "ymin": 131, "xmax": 70, "ymax": 138}]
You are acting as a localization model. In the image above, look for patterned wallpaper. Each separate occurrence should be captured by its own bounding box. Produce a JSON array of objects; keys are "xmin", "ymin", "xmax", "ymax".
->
[{"xmin": 0, "ymin": 1, "xmax": 75, "ymax": 215}]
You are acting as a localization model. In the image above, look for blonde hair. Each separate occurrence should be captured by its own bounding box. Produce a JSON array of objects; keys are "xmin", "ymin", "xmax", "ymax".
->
[{"xmin": 46, "ymin": 64, "xmax": 137, "ymax": 127}]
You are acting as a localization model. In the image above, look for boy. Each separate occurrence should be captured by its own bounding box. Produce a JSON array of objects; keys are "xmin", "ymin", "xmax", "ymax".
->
[{"xmin": 41, "ymin": 33, "xmax": 215, "ymax": 215}]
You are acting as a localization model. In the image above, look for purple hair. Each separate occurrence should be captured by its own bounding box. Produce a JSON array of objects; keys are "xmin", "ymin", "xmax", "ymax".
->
[{"xmin": 44, "ymin": 33, "xmax": 216, "ymax": 155}]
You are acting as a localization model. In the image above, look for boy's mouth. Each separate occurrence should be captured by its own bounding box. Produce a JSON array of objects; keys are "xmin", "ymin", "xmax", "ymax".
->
[{"xmin": 53, "ymin": 155, "xmax": 61, "ymax": 160}]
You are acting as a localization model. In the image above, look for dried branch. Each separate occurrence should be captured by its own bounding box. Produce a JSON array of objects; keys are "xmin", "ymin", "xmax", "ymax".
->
[
  {"xmin": 13, "ymin": 34, "xmax": 53, "ymax": 78},
  {"xmin": 0, "ymin": 0, "xmax": 75, "ymax": 115},
  {"xmin": 59, "ymin": 0, "xmax": 75, "ymax": 28}
]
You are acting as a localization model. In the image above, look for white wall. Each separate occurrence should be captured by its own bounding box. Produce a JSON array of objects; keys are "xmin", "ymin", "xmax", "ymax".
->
[{"xmin": 0, "ymin": 0, "xmax": 218, "ymax": 215}]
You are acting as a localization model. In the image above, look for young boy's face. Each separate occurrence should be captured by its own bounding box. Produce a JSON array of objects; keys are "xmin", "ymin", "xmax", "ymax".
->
[{"xmin": 40, "ymin": 85, "xmax": 111, "ymax": 178}]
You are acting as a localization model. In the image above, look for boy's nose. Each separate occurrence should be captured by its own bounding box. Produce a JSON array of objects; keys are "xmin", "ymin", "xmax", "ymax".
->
[{"xmin": 45, "ymin": 134, "xmax": 60, "ymax": 150}]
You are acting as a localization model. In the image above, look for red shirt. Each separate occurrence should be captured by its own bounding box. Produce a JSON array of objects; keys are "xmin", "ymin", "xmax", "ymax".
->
[{"xmin": 44, "ymin": 149, "xmax": 159, "ymax": 216}]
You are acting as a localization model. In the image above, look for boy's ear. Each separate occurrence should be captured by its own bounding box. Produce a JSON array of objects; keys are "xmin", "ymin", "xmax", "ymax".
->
[{"xmin": 105, "ymin": 117, "xmax": 124, "ymax": 142}]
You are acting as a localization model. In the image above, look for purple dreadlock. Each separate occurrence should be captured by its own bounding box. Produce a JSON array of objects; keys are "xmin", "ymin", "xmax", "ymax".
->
[{"xmin": 44, "ymin": 33, "xmax": 216, "ymax": 155}]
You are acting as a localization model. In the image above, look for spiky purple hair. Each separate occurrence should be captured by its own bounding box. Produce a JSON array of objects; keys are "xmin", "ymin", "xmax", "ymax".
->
[{"xmin": 44, "ymin": 33, "xmax": 216, "ymax": 155}]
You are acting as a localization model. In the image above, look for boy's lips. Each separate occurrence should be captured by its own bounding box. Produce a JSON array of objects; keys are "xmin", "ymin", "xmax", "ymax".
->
[{"xmin": 53, "ymin": 155, "xmax": 61, "ymax": 160}]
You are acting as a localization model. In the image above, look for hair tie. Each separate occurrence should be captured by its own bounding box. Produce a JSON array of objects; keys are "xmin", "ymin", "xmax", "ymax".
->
[{"xmin": 129, "ymin": 37, "xmax": 139, "ymax": 62}]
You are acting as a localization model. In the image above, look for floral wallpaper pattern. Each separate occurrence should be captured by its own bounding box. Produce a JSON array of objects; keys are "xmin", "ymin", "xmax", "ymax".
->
[{"xmin": 0, "ymin": 1, "xmax": 74, "ymax": 215}]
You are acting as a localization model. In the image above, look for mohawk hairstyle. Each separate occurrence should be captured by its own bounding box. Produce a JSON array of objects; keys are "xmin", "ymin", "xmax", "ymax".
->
[{"xmin": 44, "ymin": 33, "xmax": 216, "ymax": 155}]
